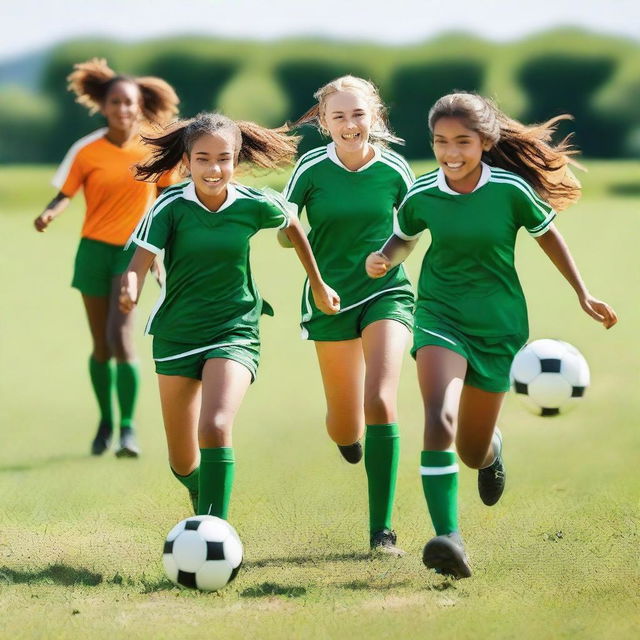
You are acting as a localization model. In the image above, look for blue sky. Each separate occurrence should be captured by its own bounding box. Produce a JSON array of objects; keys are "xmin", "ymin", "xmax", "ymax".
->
[{"xmin": 2, "ymin": 0, "xmax": 638, "ymax": 62}]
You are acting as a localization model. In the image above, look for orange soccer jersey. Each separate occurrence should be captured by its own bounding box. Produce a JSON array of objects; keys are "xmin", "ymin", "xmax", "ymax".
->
[{"xmin": 53, "ymin": 129, "xmax": 178, "ymax": 246}]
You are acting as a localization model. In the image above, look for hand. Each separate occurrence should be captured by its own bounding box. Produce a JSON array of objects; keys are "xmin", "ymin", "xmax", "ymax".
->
[
  {"xmin": 579, "ymin": 293, "xmax": 618, "ymax": 329},
  {"xmin": 366, "ymin": 251, "xmax": 390, "ymax": 278},
  {"xmin": 312, "ymin": 282, "xmax": 341, "ymax": 315},
  {"xmin": 119, "ymin": 271, "xmax": 139, "ymax": 313},
  {"xmin": 34, "ymin": 212, "xmax": 54, "ymax": 232}
]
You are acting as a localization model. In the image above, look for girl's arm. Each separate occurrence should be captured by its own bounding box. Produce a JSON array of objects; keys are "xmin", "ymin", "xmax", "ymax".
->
[
  {"xmin": 366, "ymin": 234, "xmax": 418, "ymax": 278},
  {"xmin": 283, "ymin": 217, "xmax": 340, "ymax": 314},
  {"xmin": 535, "ymin": 224, "xmax": 617, "ymax": 329},
  {"xmin": 277, "ymin": 228, "xmax": 294, "ymax": 248},
  {"xmin": 33, "ymin": 192, "xmax": 71, "ymax": 232},
  {"xmin": 119, "ymin": 247, "xmax": 157, "ymax": 313}
]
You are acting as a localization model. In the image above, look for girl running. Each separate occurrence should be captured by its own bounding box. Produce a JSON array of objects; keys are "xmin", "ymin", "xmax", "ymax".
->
[
  {"xmin": 34, "ymin": 58, "xmax": 179, "ymax": 458},
  {"xmin": 120, "ymin": 112, "xmax": 339, "ymax": 518},
  {"xmin": 366, "ymin": 92, "xmax": 617, "ymax": 577},
  {"xmin": 282, "ymin": 76, "xmax": 415, "ymax": 555}
]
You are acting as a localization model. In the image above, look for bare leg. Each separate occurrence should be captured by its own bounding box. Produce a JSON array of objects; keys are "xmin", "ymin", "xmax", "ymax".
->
[
  {"xmin": 361, "ymin": 320, "xmax": 409, "ymax": 424},
  {"xmin": 198, "ymin": 358, "xmax": 252, "ymax": 447},
  {"xmin": 457, "ymin": 386, "xmax": 505, "ymax": 469},
  {"xmin": 157, "ymin": 374, "xmax": 201, "ymax": 475},
  {"xmin": 81, "ymin": 294, "xmax": 111, "ymax": 362},
  {"xmin": 315, "ymin": 340, "xmax": 365, "ymax": 445},
  {"xmin": 107, "ymin": 275, "xmax": 136, "ymax": 363},
  {"xmin": 416, "ymin": 346, "xmax": 467, "ymax": 450}
]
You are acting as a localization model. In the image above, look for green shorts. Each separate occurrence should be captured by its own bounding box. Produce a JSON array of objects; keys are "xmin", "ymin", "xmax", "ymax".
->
[
  {"xmin": 411, "ymin": 319, "xmax": 526, "ymax": 393},
  {"xmin": 72, "ymin": 237, "xmax": 135, "ymax": 297},
  {"xmin": 152, "ymin": 328, "xmax": 260, "ymax": 381},
  {"xmin": 302, "ymin": 289, "xmax": 414, "ymax": 341}
]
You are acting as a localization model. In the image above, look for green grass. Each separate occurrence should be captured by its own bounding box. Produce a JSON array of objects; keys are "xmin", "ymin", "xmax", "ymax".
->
[{"xmin": 1, "ymin": 161, "xmax": 638, "ymax": 639}]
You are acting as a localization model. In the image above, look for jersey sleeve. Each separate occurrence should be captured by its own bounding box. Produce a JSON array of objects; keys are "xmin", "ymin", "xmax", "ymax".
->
[
  {"xmin": 259, "ymin": 188, "xmax": 293, "ymax": 230},
  {"xmin": 281, "ymin": 158, "xmax": 312, "ymax": 217},
  {"xmin": 393, "ymin": 157, "xmax": 415, "ymax": 208},
  {"xmin": 514, "ymin": 183, "xmax": 556, "ymax": 237},
  {"xmin": 394, "ymin": 194, "xmax": 426, "ymax": 240},
  {"xmin": 53, "ymin": 151, "xmax": 86, "ymax": 197},
  {"xmin": 129, "ymin": 198, "xmax": 174, "ymax": 254}
]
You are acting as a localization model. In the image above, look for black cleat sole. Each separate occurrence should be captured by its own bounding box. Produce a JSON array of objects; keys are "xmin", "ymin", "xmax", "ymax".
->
[{"xmin": 422, "ymin": 535, "xmax": 472, "ymax": 579}]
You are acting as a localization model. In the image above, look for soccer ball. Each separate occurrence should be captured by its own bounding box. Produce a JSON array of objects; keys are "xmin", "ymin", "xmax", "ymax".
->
[
  {"xmin": 510, "ymin": 339, "xmax": 590, "ymax": 416},
  {"xmin": 162, "ymin": 515, "xmax": 243, "ymax": 591}
]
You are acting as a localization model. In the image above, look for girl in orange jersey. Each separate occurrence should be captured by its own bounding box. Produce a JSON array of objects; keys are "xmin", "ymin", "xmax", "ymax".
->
[{"xmin": 33, "ymin": 59, "xmax": 179, "ymax": 458}]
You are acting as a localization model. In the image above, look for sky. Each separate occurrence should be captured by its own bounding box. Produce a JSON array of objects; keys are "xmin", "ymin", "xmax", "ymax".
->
[{"xmin": 1, "ymin": 0, "xmax": 639, "ymax": 62}]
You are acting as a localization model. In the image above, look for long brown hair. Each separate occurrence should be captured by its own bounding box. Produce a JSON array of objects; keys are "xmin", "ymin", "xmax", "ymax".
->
[
  {"xmin": 428, "ymin": 92, "xmax": 581, "ymax": 210},
  {"xmin": 289, "ymin": 75, "xmax": 403, "ymax": 147},
  {"xmin": 135, "ymin": 112, "xmax": 299, "ymax": 182},
  {"xmin": 67, "ymin": 58, "xmax": 179, "ymax": 126}
]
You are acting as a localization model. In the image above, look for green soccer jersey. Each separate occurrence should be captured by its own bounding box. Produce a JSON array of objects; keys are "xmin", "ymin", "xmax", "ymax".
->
[
  {"xmin": 130, "ymin": 180, "xmax": 290, "ymax": 347},
  {"xmin": 283, "ymin": 142, "xmax": 415, "ymax": 321},
  {"xmin": 395, "ymin": 162, "xmax": 556, "ymax": 338}
]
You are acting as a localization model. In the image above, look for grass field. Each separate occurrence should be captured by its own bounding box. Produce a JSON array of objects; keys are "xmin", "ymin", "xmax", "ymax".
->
[{"xmin": 1, "ymin": 161, "xmax": 638, "ymax": 639}]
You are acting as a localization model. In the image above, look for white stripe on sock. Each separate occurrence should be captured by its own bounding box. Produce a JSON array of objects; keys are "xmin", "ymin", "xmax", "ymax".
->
[{"xmin": 420, "ymin": 464, "xmax": 459, "ymax": 476}]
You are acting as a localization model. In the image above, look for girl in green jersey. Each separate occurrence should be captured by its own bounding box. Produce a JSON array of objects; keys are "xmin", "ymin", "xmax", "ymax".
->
[
  {"xmin": 282, "ymin": 76, "xmax": 415, "ymax": 555},
  {"xmin": 367, "ymin": 93, "xmax": 617, "ymax": 577},
  {"xmin": 120, "ymin": 113, "xmax": 339, "ymax": 519}
]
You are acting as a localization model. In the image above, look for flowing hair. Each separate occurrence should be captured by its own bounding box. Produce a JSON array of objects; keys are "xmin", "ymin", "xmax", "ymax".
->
[
  {"xmin": 67, "ymin": 58, "xmax": 179, "ymax": 126},
  {"xmin": 135, "ymin": 112, "xmax": 299, "ymax": 182},
  {"xmin": 288, "ymin": 75, "xmax": 403, "ymax": 147},
  {"xmin": 428, "ymin": 92, "xmax": 582, "ymax": 211}
]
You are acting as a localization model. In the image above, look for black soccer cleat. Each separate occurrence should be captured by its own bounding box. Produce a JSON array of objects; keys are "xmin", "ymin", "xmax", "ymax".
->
[
  {"xmin": 422, "ymin": 532, "xmax": 472, "ymax": 579},
  {"xmin": 115, "ymin": 428, "xmax": 141, "ymax": 458},
  {"xmin": 337, "ymin": 441, "xmax": 363, "ymax": 464},
  {"xmin": 370, "ymin": 529, "xmax": 406, "ymax": 556},
  {"xmin": 91, "ymin": 421, "xmax": 113, "ymax": 456},
  {"xmin": 478, "ymin": 429, "xmax": 505, "ymax": 506}
]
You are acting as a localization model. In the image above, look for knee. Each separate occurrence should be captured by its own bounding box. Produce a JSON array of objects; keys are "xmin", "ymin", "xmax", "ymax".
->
[
  {"xmin": 424, "ymin": 405, "xmax": 455, "ymax": 449},
  {"xmin": 457, "ymin": 446, "xmax": 486, "ymax": 470},
  {"xmin": 363, "ymin": 391, "xmax": 395, "ymax": 424},
  {"xmin": 107, "ymin": 327, "xmax": 135, "ymax": 361},
  {"xmin": 199, "ymin": 413, "xmax": 233, "ymax": 446},
  {"xmin": 325, "ymin": 415, "xmax": 363, "ymax": 446}
]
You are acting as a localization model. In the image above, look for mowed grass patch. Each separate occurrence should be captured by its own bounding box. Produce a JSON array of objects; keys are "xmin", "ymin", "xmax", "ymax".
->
[{"xmin": 0, "ymin": 161, "xmax": 638, "ymax": 639}]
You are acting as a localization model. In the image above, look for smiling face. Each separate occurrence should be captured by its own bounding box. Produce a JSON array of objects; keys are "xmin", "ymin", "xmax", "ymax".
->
[
  {"xmin": 432, "ymin": 116, "xmax": 492, "ymax": 193},
  {"xmin": 100, "ymin": 80, "xmax": 142, "ymax": 133},
  {"xmin": 183, "ymin": 131, "xmax": 236, "ymax": 210},
  {"xmin": 321, "ymin": 90, "xmax": 373, "ymax": 155}
]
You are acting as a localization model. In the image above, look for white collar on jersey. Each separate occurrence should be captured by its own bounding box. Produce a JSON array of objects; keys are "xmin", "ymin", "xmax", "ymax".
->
[
  {"xmin": 326, "ymin": 141, "xmax": 381, "ymax": 172},
  {"xmin": 436, "ymin": 161, "xmax": 491, "ymax": 195},
  {"xmin": 183, "ymin": 181, "xmax": 237, "ymax": 212}
]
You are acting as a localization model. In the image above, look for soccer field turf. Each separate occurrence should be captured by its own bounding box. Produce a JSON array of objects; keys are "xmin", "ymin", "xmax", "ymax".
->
[{"xmin": 1, "ymin": 162, "xmax": 638, "ymax": 639}]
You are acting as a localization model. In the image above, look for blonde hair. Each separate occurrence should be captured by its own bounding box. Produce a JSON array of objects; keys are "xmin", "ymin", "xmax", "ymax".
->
[
  {"xmin": 290, "ymin": 75, "xmax": 402, "ymax": 146},
  {"xmin": 429, "ymin": 92, "xmax": 581, "ymax": 210},
  {"xmin": 135, "ymin": 112, "xmax": 299, "ymax": 182},
  {"xmin": 67, "ymin": 58, "xmax": 179, "ymax": 126}
]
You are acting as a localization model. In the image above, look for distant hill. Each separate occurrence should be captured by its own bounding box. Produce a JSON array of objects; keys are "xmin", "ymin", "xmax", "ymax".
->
[{"xmin": 0, "ymin": 49, "xmax": 49, "ymax": 90}]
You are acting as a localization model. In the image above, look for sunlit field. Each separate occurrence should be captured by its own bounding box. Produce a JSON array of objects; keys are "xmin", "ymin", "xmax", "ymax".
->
[{"xmin": 1, "ymin": 161, "xmax": 638, "ymax": 639}]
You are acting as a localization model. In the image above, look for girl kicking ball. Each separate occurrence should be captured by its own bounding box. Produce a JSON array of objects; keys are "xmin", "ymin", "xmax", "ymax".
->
[
  {"xmin": 120, "ymin": 112, "xmax": 339, "ymax": 517},
  {"xmin": 366, "ymin": 92, "xmax": 617, "ymax": 577}
]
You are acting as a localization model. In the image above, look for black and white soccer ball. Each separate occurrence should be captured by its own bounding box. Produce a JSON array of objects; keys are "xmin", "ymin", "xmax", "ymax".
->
[
  {"xmin": 162, "ymin": 515, "xmax": 243, "ymax": 591},
  {"xmin": 510, "ymin": 339, "xmax": 590, "ymax": 416}
]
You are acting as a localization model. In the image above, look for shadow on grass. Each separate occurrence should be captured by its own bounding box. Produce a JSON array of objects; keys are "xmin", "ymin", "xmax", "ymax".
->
[
  {"xmin": 0, "ymin": 454, "xmax": 87, "ymax": 473},
  {"xmin": 338, "ymin": 579, "xmax": 412, "ymax": 591},
  {"xmin": 240, "ymin": 582, "xmax": 307, "ymax": 598},
  {"xmin": 0, "ymin": 564, "xmax": 103, "ymax": 586},
  {"xmin": 608, "ymin": 182, "xmax": 640, "ymax": 197},
  {"xmin": 243, "ymin": 552, "xmax": 371, "ymax": 569}
]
